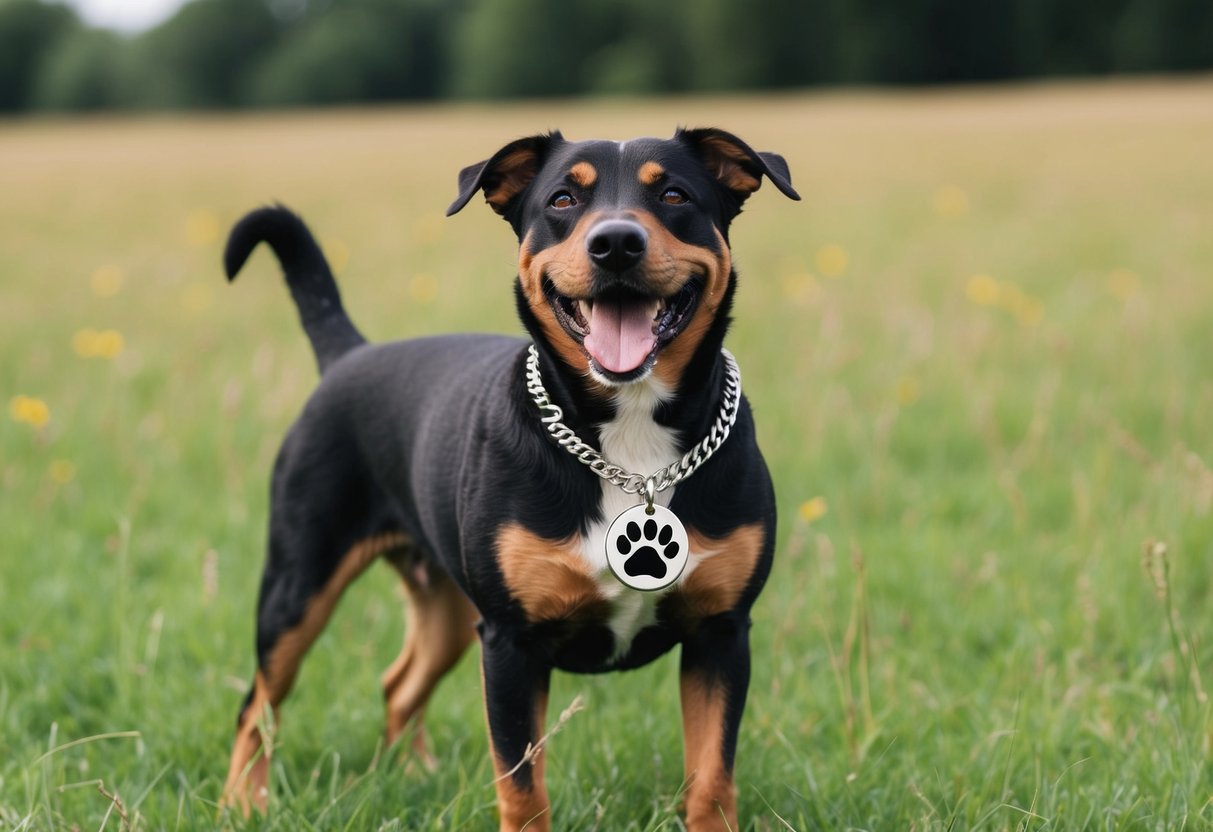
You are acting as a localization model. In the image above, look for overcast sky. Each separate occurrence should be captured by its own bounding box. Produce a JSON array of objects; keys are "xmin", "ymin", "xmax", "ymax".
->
[{"xmin": 59, "ymin": 0, "xmax": 190, "ymax": 32}]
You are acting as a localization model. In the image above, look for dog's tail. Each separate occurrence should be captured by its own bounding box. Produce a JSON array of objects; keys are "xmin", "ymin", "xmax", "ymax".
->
[{"xmin": 224, "ymin": 206, "xmax": 366, "ymax": 374}]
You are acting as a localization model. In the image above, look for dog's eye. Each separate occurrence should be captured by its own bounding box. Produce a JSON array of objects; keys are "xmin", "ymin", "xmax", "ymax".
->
[
  {"xmin": 550, "ymin": 192, "xmax": 577, "ymax": 209},
  {"xmin": 661, "ymin": 188, "xmax": 689, "ymax": 206}
]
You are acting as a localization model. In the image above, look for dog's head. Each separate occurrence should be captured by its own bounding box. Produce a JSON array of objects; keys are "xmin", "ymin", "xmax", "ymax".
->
[{"xmin": 448, "ymin": 129, "xmax": 799, "ymax": 388}]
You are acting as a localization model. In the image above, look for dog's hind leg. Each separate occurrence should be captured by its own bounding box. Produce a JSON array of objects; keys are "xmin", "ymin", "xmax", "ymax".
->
[
  {"xmin": 222, "ymin": 523, "xmax": 409, "ymax": 814},
  {"xmin": 380, "ymin": 551, "xmax": 479, "ymax": 764}
]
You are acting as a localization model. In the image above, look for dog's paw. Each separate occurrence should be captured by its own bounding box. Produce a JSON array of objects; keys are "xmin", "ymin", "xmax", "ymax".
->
[{"xmin": 614, "ymin": 517, "xmax": 681, "ymax": 579}]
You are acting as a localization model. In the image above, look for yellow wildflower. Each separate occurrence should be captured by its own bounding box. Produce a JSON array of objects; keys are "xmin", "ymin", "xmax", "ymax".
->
[
  {"xmin": 799, "ymin": 496, "xmax": 828, "ymax": 523},
  {"xmin": 90, "ymin": 264, "xmax": 124, "ymax": 297},
  {"xmin": 49, "ymin": 459, "xmax": 76, "ymax": 484},
  {"xmin": 966, "ymin": 275, "xmax": 1045, "ymax": 324},
  {"xmin": 815, "ymin": 244, "xmax": 849, "ymax": 278},
  {"xmin": 409, "ymin": 274, "xmax": 438, "ymax": 303},
  {"xmin": 965, "ymin": 274, "xmax": 1000, "ymax": 306},
  {"xmin": 72, "ymin": 328, "xmax": 99, "ymax": 357},
  {"xmin": 93, "ymin": 329, "xmax": 124, "ymax": 358},
  {"xmin": 9, "ymin": 395, "xmax": 50, "ymax": 429},
  {"xmin": 995, "ymin": 281, "xmax": 1044, "ymax": 327},
  {"xmin": 72, "ymin": 328, "xmax": 124, "ymax": 359},
  {"xmin": 185, "ymin": 209, "xmax": 221, "ymax": 247},
  {"xmin": 894, "ymin": 376, "xmax": 921, "ymax": 406},
  {"xmin": 1106, "ymin": 268, "xmax": 1140, "ymax": 303},
  {"xmin": 932, "ymin": 185, "xmax": 970, "ymax": 218},
  {"xmin": 1009, "ymin": 295, "xmax": 1045, "ymax": 327}
]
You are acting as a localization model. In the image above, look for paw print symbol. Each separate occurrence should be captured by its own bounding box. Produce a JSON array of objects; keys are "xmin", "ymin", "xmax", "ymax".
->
[{"xmin": 615, "ymin": 517, "xmax": 681, "ymax": 579}]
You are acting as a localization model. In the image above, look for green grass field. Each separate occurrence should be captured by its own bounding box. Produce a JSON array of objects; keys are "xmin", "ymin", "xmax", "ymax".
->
[{"xmin": 3, "ymin": 78, "xmax": 1213, "ymax": 830}]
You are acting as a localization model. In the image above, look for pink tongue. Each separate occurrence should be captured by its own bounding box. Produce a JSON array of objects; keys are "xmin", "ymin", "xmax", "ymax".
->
[{"xmin": 583, "ymin": 297, "xmax": 656, "ymax": 373}]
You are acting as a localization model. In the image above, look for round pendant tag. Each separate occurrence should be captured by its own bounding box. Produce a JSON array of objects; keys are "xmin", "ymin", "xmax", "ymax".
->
[{"xmin": 604, "ymin": 503, "xmax": 689, "ymax": 592}]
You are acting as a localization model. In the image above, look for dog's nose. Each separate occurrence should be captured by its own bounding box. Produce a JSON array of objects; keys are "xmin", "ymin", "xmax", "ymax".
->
[{"xmin": 586, "ymin": 220, "xmax": 647, "ymax": 273}]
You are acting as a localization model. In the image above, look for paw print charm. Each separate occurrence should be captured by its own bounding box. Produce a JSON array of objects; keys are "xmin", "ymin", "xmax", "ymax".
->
[{"xmin": 605, "ymin": 504, "xmax": 689, "ymax": 591}]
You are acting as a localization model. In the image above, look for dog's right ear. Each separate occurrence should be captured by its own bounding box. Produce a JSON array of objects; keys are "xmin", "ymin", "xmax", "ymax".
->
[{"xmin": 446, "ymin": 132, "xmax": 564, "ymax": 217}]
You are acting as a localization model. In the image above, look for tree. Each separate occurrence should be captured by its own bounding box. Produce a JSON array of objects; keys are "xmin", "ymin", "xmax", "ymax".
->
[
  {"xmin": 126, "ymin": 0, "xmax": 282, "ymax": 108},
  {"xmin": 250, "ymin": 0, "xmax": 448, "ymax": 105},
  {"xmin": 0, "ymin": 0, "xmax": 77, "ymax": 110},
  {"xmin": 32, "ymin": 27, "xmax": 127, "ymax": 110},
  {"xmin": 448, "ymin": 0, "xmax": 588, "ymax": 98}
]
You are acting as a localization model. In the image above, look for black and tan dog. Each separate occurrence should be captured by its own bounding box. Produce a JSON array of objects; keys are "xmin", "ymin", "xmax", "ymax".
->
[{"xmin": 221, "ymin": 128, "xmax": 798, "ymax": 830}]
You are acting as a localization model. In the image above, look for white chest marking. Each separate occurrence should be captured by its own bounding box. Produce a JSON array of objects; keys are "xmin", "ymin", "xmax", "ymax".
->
[{"xmin": 578, "ymin": 378, "xmax": 700, "ymax": 656}]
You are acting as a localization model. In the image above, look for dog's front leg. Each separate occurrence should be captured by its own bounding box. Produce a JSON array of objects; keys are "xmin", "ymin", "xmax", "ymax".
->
[
  {"xmin": 680, "ymin": 613, "xmax": 751, "ymax": 831},
  {"xmin": 480, "ymin": 622, "xmax": 552, "ymax": 832}
]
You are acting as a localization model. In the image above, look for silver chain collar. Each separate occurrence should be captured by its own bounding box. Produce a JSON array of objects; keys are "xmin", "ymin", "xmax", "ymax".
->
[{"xmin": 524, "ymin": 343, "xmax": 742, "ymax": 507}]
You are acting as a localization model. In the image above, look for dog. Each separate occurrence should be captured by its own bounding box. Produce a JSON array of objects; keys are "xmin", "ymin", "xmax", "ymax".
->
[{"xmin": 220, "ymin": 127, "xmax": 799, "ymax": 830}]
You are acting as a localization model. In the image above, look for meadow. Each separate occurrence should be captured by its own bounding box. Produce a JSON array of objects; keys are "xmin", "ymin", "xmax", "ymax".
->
[{"xmin": 2, "ymin": 79, "xmax": 1212, "ymax": 830}]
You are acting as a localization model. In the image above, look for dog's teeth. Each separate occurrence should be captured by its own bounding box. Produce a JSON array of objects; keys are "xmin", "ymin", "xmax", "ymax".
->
[{"xmin": 650, "ymin": 299, "xmax": 663, "ymax": 320}]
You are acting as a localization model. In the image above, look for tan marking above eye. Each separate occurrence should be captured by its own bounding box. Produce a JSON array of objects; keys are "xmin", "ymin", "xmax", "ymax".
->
[
  {"xmin": 569, "ymin": 161, "xmax": 598, "ymax": 188},
  {"xmin": 638, "ymin": 161, "xmax": 666, "ymax": 186}
]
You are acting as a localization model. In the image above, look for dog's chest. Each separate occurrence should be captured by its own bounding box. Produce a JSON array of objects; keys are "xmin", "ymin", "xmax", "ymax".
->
[{"xmin": 578, "ymin": 381, "xmax": 692, "ymax": 654}]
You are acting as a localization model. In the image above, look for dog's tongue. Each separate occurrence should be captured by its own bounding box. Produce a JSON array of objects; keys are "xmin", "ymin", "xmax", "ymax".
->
[{"xmin": 584, "ymin": 296, "xmax": 656, "ymax": 374}]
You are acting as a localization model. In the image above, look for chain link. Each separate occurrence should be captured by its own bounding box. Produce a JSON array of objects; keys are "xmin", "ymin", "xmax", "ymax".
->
[{"xmin": 525, "ymin": 344, "xmax": 742, "ymax": 500}]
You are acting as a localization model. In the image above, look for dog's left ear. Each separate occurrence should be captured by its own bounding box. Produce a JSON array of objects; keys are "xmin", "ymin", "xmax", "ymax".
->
[
  {"xmin": 675, "ymin": 127, "xmax": 800, "ymax": 205},
  {"xmin": 446, "ymin": 131, "xmax": 564, "ymax": 217}
]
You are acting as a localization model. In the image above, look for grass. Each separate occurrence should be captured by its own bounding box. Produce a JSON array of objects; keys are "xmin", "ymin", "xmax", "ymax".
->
[{"xmin": 2, "ymin": 77, "xmax": 1213, "ymax": 829}]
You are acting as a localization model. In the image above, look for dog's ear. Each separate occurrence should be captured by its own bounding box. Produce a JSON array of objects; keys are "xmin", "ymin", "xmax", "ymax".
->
[
  {"xmin": 675, "ymin": 127, "xmax": 800, "ymax": 205},
  {"xmin": 446, "ymin": 132, "xmax": 564, "ymax": 217}
]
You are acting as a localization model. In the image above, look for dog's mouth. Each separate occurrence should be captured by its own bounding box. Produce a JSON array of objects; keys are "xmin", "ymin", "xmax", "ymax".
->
[{"xmin": 546, "ymin": 277, "xmax": 702, "ymax": 382}]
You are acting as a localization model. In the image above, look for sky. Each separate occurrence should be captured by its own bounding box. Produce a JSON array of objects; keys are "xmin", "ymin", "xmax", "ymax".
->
[{"xmin": 59, "ymin": 0, "xmax": 190, "ymax": 32}]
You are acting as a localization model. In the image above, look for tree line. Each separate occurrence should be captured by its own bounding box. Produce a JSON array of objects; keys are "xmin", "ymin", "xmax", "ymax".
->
[{"xmin": 2, "ymin": 0, "xmax": 1211, "ymax": 113}]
